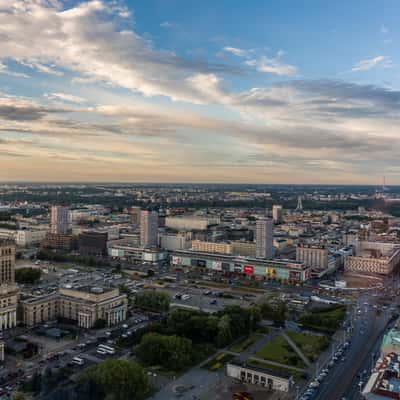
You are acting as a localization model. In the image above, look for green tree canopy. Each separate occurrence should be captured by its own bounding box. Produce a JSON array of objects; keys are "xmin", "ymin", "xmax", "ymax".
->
[{"xmin": 79, "ymin": 359, "xmax": 149, "ymax": 400}]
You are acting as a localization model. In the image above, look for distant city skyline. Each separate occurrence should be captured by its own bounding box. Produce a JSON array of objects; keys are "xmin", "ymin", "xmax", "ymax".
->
[{"xmin": 1, "ymin": 1, "xmax": 400, "ymax": 183}]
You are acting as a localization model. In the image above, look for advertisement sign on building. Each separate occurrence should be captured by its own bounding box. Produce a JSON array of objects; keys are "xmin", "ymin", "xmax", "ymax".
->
[
  {"xmin": 243, "ymin": 265, "xmax": 254, "ymax": 275},
  {"xmin": 212, "ymin": 261, "xmax": 222, "ymax": 271},
  {"xmin": 172, "ymin": 256, "xmax": 182, "ymax": 265},
  {"xmin": 234, "ymin": 263, "xmax": 243, "ymax": 273}
]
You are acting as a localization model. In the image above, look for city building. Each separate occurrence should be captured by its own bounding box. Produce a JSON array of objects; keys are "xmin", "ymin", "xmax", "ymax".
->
[
  {"xmin": 140, "ymin": 210, "xmax": 158, "ymax": 248},
  {"xmin": 165, "ymin": 216, "xmax": 219, "ymax": 231},
  {"xmin": 362, "ymin": 352, "xmax": 400, "ymax": 400},
  {"xmin": 272, "ymin": 205, "xmax": 283, "ymax": 224},
  {"xmin": 78, "ymin": 231, "xmax": 108, "ymax": 257},
  {"xmin": 170, "ymin": 250, "xmax": 311, "ymax": 282},
  {"xmin": 159, "ymin": 231, "xmax": 192, "ymax": 251},
  {"xmin": 256, "ymin": 218, "xmax": 274, "ymax": 259},
  {"xmin": 344, "ymin": 241, "xmax": 400, "ymax": 275},
  {"xmin": 226, "ymin": 361, "xmax": 294, "ymax": 392},
  {"xmin": 230, "ymin": 241, "xmax": 256, "ymax": 257},
  {"xmin": 296, "ymin": 244, "xmax": 329, "ymax": 270},
  {"xmin": 42, "ymin": 232, "xmax": 74, "ymax": 250},
  {"xmin": 50, "ymin": 206, "xmax": 70, "ymax": 234},
  {"xmin": 20, "ymin": 286, "xmax": 128, "ymax": 329},
  {"xmin": 130, "ymin": 206, "xmax": 141, "ymax": 225},
  {"xmin": 0, "ymin": 240, "xmax": 18, "ymax": 331},
  {"xmin": 191, "ymin": 240, "xmax": 231, "ymax": 254}
]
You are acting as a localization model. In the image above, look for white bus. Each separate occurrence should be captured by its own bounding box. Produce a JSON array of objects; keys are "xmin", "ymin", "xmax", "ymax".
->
[
  {"xmin": 71, "ymin": 356, "xmax": 85, "ymax": 366},
  {"xmin": 96, "ymin": 348, "xmax": 108, "ymax": 355},
  {"xmin": 97, "ymin": 344, "xmax": 115, "ymax": 355}
]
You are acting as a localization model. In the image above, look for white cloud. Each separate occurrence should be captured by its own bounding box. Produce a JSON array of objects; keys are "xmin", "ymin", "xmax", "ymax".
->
[
  {"xmin": 0, "ymin": 62, "xmax": 29, "ymax": 78},
  {"xmin": 160, "ymin": 21, "xmax": 175, "ymax": 28},
  {"xmin": 351, "ymin": 56, "xmax": 391, "ymax": 72},
  {"xmin": 46, "ymin": 92, "xmax": 86, "ymax": 103},
  {"xmin": 0, "ymin": 1, "xmax": 239, "ymax": 104},
  {"xmin": 245, "ymin": 54, "xmax": 297, "ymax": 76},
  {"xmin": 223, "ymin": 47, "xmax": 247, "ymax": 57}
]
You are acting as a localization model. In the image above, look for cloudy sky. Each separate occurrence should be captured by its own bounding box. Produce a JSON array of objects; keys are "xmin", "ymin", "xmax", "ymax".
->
[{"xmin": 0, "ymin": 0, "xmax": 399, "ymax": 183}]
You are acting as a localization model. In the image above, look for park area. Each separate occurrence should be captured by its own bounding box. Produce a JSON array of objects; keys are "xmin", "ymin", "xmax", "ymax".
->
[
  {"xmin": 298, "ymin": 304, "xmax": 346, "ymax": 333},
  {"xmin": 286, "ymin": 331, "xmax": 330, "ymax": 362},
  {"xmin": 254, "ymin": 335, "xmax": 304, "ymax": 369}
]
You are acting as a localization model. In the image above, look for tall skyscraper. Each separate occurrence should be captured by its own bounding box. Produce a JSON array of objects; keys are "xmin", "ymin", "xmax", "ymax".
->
[
  {"xmin": 0, "ymin": 240, "xmax": 18, "ymax": 330},
  {"xmin": 50, "ymin": 206, "xmax": 70, "ymax": 234},
  {"xmin": 130, "ymin": 206, "xmax": 141, "ymax": 225},
  {"xmin": 140, "ymin": 210, "xmax": 158, "ymax": 248},
  {"xmin": 256, "ymin": 218, "xmax": 274, "ymax": 259},
  {"xmin": 272, "ymin": 205, "xmax": 283, "ymax": 224}
]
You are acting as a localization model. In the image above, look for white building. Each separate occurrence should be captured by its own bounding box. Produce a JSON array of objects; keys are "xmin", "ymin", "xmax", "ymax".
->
[
  {"xmin": 50, "ymin": 206, "xmax": 70, "ymax": 234},
  {"xmin": 256, "ymin": 218, "xmax": 274, "ymax": 259},
  {"xmin": 16, "ymin": 229, "xmax": 47, "ymax": 247},
  {"xmin": 165, "ymin": 216, "xmax": 219, "ymax": 231},
  {"xmin": 140, "ymin": 211, "xmax": 158, "ymax": 248},
  {"xmin": 226, "ymin": 362, "xmax": 293, "ymax": 392}
]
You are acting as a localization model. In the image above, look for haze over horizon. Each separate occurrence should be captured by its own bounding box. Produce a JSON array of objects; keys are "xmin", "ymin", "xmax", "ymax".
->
[{"xmin": 1, "ymin": 0, "xmax": 400, "ymax": 184}]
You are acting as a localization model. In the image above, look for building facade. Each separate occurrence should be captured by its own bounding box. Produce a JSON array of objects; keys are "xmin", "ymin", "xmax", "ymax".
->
[
  {"xmin": 256, "ymin": 218, "xmax": 274, "ymax": 259},
  {"xmin": 140, "ymin": 211, "xmax": 158, "ymax": 248},
  {"xmin": 296, "ymin": 244, "xmax": 329, "ymax": 270},
  {"xmin": 170, "ymin": 250, "xmax": 311, "ymax": 282},
  {"xmin": 20, "ymin": 286, "xmax": 128, "ymax": 329},
  {"xmin": 272, "ymin": 205, "xmax": 283, "ymax": 224},
  {"xmin": 226, "ymin": 362, "xmax": 294, "ymax": 392},
  {"xmin": 50, "ymin": 206, "xmax": 70, "ymax": 234},
  {"xmin": 0, "ymin": 240, "xmax": 18, "ymax": 331}
]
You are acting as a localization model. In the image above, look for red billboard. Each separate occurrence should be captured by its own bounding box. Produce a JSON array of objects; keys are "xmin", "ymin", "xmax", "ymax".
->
[{"xmin": 243, "ymin": 265, "xmax": 254, "ymax": 275}]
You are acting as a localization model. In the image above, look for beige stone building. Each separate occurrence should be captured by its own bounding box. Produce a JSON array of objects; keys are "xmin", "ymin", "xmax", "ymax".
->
[
  {"xmin": 20, "ymin": 286, "xmax": 127, "ymax": 329},
  {"xmin": 191, "ymin": 240, "xmax": 231, "ymax": 254},
  {"xmin": 0, "ymin": 240, "xmax": 18, "ymax": 331}
]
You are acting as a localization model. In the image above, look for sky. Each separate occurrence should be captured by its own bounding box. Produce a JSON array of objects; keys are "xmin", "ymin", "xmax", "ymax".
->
[{"xmin": 0, "ymin": 0, "xmax": 400, "ymax": 184}]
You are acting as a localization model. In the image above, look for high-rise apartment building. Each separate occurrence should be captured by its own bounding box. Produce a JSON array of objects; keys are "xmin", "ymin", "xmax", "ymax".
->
[
  {"xmin": 272, "ymin": 205, "xmax": 283, "ymax": 224},
  {"xmin": 50, "ymin": 206, "xmax": 70, "ymax": 234},
  {"xmin": 140, "ymin": 211, "xmax": 158, "ymax": 248},
  {"xmin": 0, "ymin": 240, "xmax": 18, "ymax": 330},
  {"xmin": 256, "ymin": 218, "xmax": 274, "ymax": 259},
  {"xmin": 130, "ymin": 206, "xmax": 141, "ymax": 225}
]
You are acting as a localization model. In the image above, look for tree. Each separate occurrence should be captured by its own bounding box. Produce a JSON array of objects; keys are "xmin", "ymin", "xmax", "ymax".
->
[
  {"xmin": 216, "ymin": 314, "xmax": 233, "ymax": 347},
  {"xmin": 79, "ymin": 359, "xmax": 149, "ymax": 400},
  {"xmin": 15, "ymin": 267, "xmax": 41, "ymax": 284},
  {"xmin": 12, "ymin": 393, "xmax": 26, "ymax": 400},
  {"xmin": 136, "ymin": 332, "xmax": 194, "ymax": 371},
  {"xmin": 134, "ymin": 291, "xmax": 170, "ymax": 312}
]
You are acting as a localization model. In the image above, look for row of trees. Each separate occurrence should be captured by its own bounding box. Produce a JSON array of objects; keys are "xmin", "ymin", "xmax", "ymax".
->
[
  {"xmin": 37, "ymin": 249, "xmax": 110, "ymax": 267},
  {"xmin": 78, "ymin": 359, "xmax": 150, "ymax": 400},
  {"xmin": 15, "ymin": 267, "xmax": 41, "ymax": 284},
  {"xmin": 136, "ymin": 332, "xmax": 194, "ymax": 371},
  {"xmin": 134, "ymin": 291, "xmax": 170, "ymax": 313},
  {"xmin": 259, "ymin": 300, "xmax": 288, "ymax": 324}
]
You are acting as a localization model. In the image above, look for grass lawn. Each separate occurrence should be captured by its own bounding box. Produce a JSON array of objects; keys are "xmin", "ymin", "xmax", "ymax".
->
[
  {"xmin": 202, "ymin": 352, "xmax": 236, "ymax": 371},
  {"xmin": 254, "ymin": 335, "xmax": 305, "ymax": 369},
  {"xmin": 247, "ymin": 358, "xmax": 305, "ymax": 382},
  {"xmin": 229, "ymin": 333, "xmax": 263, "ymax": 353},
  {"xmin": 287, "ymin": 331, "xmax": 330, "ymax": 362},
  {"xmin": 299, "ymin": 305, "xmax": 346, "ymax": 333}
]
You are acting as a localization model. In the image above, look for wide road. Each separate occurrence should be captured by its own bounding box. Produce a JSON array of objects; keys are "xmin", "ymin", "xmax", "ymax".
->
[{"xmin": 312, "ymin": 292, "xmax": 391, "ymax": 400}]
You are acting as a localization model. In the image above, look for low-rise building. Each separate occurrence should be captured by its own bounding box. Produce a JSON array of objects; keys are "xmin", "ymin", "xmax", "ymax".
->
[
  {"xmin": 345, "ymin": 241, "xmax": 400, "ymax": 275},
  {"xmin": 170, "ymin": 250, "xmax": 311, "ymax": 282},
  {"xmin": 20, "ymin": 286, "xmax": 127, "ymax": 329},
  {"xmin": 226, "ymin": 361, "xmax": 294, "ymax": 392}
]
